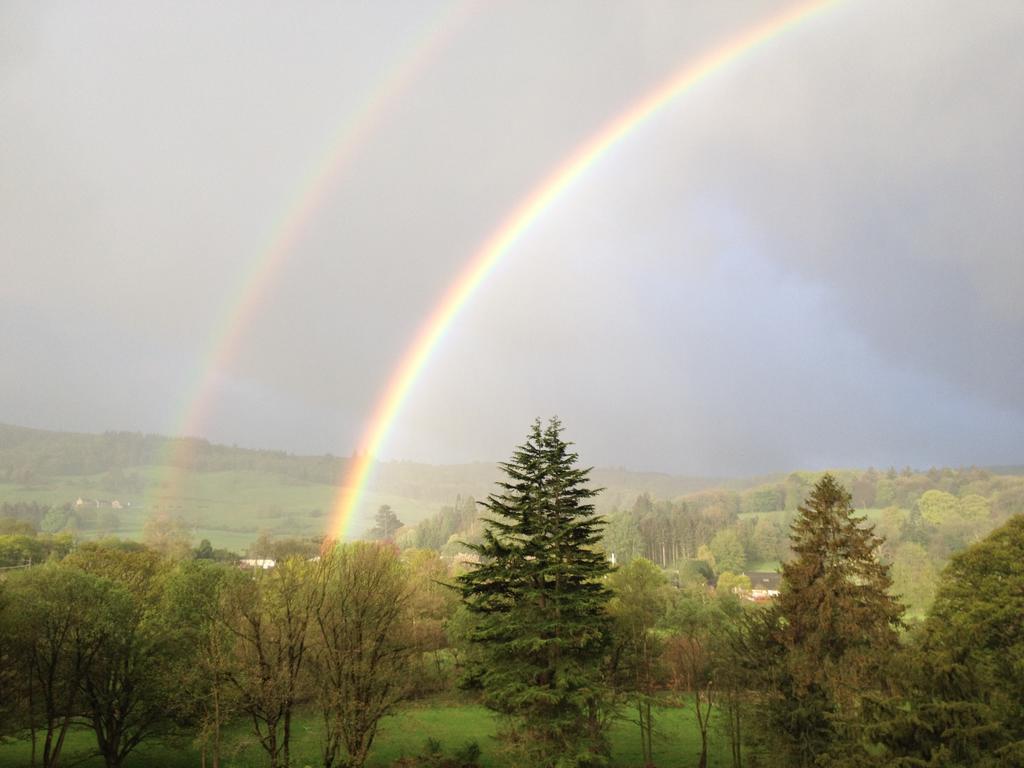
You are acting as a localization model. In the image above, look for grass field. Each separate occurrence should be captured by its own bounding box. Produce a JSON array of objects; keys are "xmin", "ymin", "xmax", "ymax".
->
[
  {"xmin": 0, "ymin": 466, "xmax": 446, "ymax": 552},
  {"xmin": 0, "ymin": 701, "xmax": 729, "ymax": 768}
]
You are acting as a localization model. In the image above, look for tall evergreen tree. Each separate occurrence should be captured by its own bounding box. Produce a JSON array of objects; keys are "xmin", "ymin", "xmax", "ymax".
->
[
  {"xmin": 457, "ymin": 418, "xmax": 612, "ymax": 767},
  {"xmin": 367, "ymin": 505, "xmax": 404, "ymax": 540},
  {"xmin": 763, "ymin": 474, "xmax": 903, "ymax": 766}
]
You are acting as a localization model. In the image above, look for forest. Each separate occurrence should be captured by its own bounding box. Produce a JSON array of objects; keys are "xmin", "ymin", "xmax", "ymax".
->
[
  {"xmin": 396, "ymin": 464, "xmax": 1024, "ymax": 618},
  {"xmin": 1, "ymin": 420, "xmax": 1022, "ymax": 767}
]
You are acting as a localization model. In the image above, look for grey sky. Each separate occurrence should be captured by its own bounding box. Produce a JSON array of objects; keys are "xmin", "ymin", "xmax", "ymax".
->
[{"xmin": 2, "ymin": 0, "xmax": 1022, "ymax": 476}]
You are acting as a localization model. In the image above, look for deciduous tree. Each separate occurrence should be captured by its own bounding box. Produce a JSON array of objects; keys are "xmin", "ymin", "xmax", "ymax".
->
[
  {"xmin": 662, "ymin": 588, "xmax": 724, "ymax": 768},
  {"xmin": 4, "ymin": 565, "xmax": 115, "ymax": 768},
  {"xmin": 162, "ymin": 559, "xmax": 237, "ymax": 768},
  {"xmin": 219, "ymin": 557, "xmax": 316, "ymax": 768},
  {"xmin": 66, "ymin": 545, "xmax": 181, "ymax": 768},
  {"xmin": 142, "ymin": 512, "xmax": 193, "ymax": 559},
  {"xmin": 313, "ymin": 542, "xmax": 414, "ymax": 768},
  {"xmin": 608, "ymin": 558, "xmax": 670, "ymax": 767},
  {"xmin": 917, "ymin": 489, "xmax": 959, "ymax": 526},
  {"xmin": 709, "ymin": 529, "xmax": 746, "ymax": 575}
]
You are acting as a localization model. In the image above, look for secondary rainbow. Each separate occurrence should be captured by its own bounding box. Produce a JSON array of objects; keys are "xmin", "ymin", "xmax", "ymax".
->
[
  {"xmin": 326, "ymin": 0, "xmax": 842, "ymax": 543},
  {"xmin": 153, "ymin": 1, "xmax": 477, "ymax": 505}
]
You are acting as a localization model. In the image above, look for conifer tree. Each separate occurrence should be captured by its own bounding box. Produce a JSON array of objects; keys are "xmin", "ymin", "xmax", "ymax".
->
[
  {"xmin": 367, "ymin": 504, "xmax": 404, "ymax": 540},
  {"xmin": 457, "ymin": 418, "xmax": 612, "ymax": 767},
  {"xmin": 764, "ymin": 473, "xmax": 903, "ymax": 766}
]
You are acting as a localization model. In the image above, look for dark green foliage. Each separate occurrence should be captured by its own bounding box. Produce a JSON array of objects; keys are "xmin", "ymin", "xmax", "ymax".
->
[
  {"xmin": 64, "ymin": 545, "xmax": 187, "ymax": 768},
  {"xmin": 629, "ymin": 492, "xmax": 741, "ymax": 568},
  {"xmin": 756, "ymin": 474, "xmax": 903, "ymax": 767},
  {"xmin": 159, "ymin": 559, "xmax": 238, "ymax": 767},
  {"xmin": 368, "ymin": 504, "xmax": 406, "ymax": 540},
  {"xmin": 194, "ymin": 538, "xmax": 215, "ymax": 559},
  {"xmin": 3, "ymin": 566, "xmax": 115, "ymax": 766},
  {"xmin": 872, "ymin": 516, "xmax": 1024, "ymax": 766},
  {"xmin": 457, "ymin": 418, "xmax": 612, "ymax": 767},
  {"xmin": 779, "ymin": 475, "xmax": 903, "ymax": 697},
  {"xmin": 1, "ymin": 552, "xmax": 192, "ymax": 768},
  {"xmin": 601, "ymin": 511, "xmax": 643, "ymax": 565},
  {"xmin": 392, "ymin": 738, "xmax": 483, "ymax": 768}
]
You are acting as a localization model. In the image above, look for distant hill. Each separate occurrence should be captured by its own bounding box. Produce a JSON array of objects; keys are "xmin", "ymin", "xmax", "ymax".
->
[
  {"xmin": 5, "ymin": 422, "xmax": 1022, "ymax": 622},
  {"xmin": 4, "ymin": 423, "xmax": 1020, "ymax": 560},
  {"xmin": 986, "ymin": 465, "xmax": 1024, "ymax": 476},
  {"xmin": 0, "ymin": 422, "xmax": 725, "ymax": 500},
  {"xmin": 0, "ymin": 422, "xmax": 727, "ymax": 549}
]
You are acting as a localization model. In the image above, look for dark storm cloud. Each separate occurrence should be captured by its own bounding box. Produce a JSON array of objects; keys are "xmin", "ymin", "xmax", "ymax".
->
[{"xmin": 1, "ymin": 1, "xmax": 1021, "ymax": 474}]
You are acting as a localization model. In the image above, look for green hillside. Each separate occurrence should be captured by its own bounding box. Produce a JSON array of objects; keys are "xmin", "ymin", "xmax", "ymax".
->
[
  {"xmin": 0, "ymin": 423, "xmax": 725, "ymax": 551},
  {"xmin": 4, "ymin": 423, "xmax": 1021, "ymax": 570}
]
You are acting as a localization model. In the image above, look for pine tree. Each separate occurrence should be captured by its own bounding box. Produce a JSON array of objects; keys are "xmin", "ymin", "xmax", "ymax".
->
[
  {"xmin": 766, "ymin": 474, "xmax": 903, "ymax": 766},
  {"xmin": 367, "ymin": 505, "xmax": 404, "ymax": 540},
  {"xmin": 456, "ymin": 418, "xmax": 612, "ymax": 767}
]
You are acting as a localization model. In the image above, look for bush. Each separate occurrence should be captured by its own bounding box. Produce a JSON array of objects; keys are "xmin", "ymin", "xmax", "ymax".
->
[{"xmin": 392, "ymin": 738, "xmax": 482, "ymax": 768}]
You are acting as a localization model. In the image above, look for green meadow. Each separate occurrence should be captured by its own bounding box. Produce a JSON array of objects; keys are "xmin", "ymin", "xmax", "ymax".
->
[
  {"xmin": 0, "ymin": 466, "xmax": 443, "ymax": 551},
  {"xmin": 0, "ymin": 701, "xmax": 728, "ymax": 768}
]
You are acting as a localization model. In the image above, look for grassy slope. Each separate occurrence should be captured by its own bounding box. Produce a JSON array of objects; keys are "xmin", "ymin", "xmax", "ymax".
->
[
  {"xmin": 0, "ymin": 702, "xmax": 727, "ymax": 768},
  {"xmin": 6, "ymin": 422, "xmax": 971, "ymax": 555},
  {"xmin": 0, "ymin": 421, "xmax": 730, "ymax": 552},
  {"xmin": 0, "ymin": 467, "xmax": 443, "ymax": 550},
  {"xmin": 0, "ymin": 463, "xmax": 896, "ymax": 554},
  {"xmin": 0, "ymin": 466, "xmax": 726, "ymax": 553}
]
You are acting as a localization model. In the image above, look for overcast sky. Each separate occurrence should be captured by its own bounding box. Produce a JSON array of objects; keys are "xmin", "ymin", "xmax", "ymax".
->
[{"xmin": 2, "ymin": 0, "xmax": 1022, "ymax": 476}]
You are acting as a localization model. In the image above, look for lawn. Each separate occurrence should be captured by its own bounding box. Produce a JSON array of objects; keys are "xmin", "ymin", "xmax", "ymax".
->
[{"xmin": 0, "ymin": 701, "xmax": 729, "ymax": 768}]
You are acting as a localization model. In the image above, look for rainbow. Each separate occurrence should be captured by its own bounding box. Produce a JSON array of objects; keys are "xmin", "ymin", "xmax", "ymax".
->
[
  {"xmin": 325, "ymin": 0, "xmax": 842, "ymax": 543},
  {"xmin": 154, "ymin": 1, "xmax": 476, "ymax": 503}
]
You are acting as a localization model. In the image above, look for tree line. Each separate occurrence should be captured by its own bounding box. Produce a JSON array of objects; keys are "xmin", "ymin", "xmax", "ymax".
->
[
  {"xmin": 398, "ymin": 463, "xmax": 1024, "ymax": 618},
  {"xmin": 0, "ymin": 538, "xmax": 448, "ymax": 768},
  {"xmin": 1, "ymin": 420, "xmax": 1022, "ymax": 767},
  {"xmin": 448, "ymin": 420, "xmax": 1024, "ymax": 767}
]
